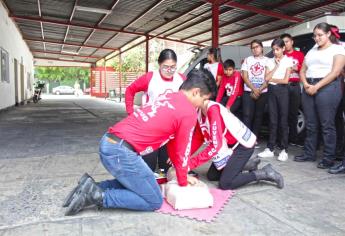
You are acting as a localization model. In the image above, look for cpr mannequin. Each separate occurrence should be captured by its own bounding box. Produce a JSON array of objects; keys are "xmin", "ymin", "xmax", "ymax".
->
[{"xmin": 163, "ymin": 167, "xmax": 213, "ymax": 210}]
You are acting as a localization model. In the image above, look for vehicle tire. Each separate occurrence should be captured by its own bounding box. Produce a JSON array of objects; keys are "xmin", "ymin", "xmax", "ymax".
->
[
  {"xmin": 55, "ymin": 91, "xmax": 60, "ymax": 95},
  {"xmin": 296, "ymin": 109, "xmax": 306, "ymax": 141},
  {"xmin": 33, "ymin": 95, "xmax": 38, "ymax": 103}
]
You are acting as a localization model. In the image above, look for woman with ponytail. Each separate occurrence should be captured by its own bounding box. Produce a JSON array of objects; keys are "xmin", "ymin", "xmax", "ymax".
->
[{"xmin": 294, "ymin": 23, "xmax": 345, "ymax": 170}]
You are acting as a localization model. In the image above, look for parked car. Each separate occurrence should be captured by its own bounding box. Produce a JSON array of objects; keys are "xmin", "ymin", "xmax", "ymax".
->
[{"xmin": 52, "ymin": 86, "xmax": 75, "ymax": 95}]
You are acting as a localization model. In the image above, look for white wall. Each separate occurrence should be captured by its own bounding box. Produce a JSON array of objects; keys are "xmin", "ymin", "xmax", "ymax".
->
[{"xmin": 0, "ymin": 2, "xmax": 34, "ymax": 110}]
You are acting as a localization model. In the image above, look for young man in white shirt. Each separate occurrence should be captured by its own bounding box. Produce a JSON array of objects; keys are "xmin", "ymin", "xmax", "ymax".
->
[{"xmin": 281, "ymin": 33, "xmax": 305, "ymax": 147}]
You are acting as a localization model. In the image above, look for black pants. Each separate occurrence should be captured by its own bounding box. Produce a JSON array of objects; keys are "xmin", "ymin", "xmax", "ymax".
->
[
  {"xmin": 242, "ymin": 91, "xmax": 267, "ymax": 137},
  {"xmin": 335, "ymin": 88, "xmax": 345, "ymax": 156},
  {"xmin": 207, "ymin": 145, "xmax": 256, "ymax": 189},
  {"xmin": 302, "ymin": 79, "xmax": 342, "ymax": 163},
  {"xmin": 142, "ymin": 145, "xmax": 170, "ymax": 172},
  {"xmin": 221, "ymin": 96, "xmax": 242, "ymax": 119},
  {"xmin": 267, "ymin": 84, "xmax": 289, "ymax": 151},
  {"xmin": 288, "ymin": 83, "xmax": 301, "ymax": 143}
]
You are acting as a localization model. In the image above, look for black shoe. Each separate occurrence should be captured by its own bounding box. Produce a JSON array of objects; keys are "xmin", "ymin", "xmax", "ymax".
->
[
  {"xmin": 294, "ymin": 155, "xmax": 315, "ymax": 162},
  {"xmin": 65, "ymin": 178, "xmax": 103, "ymax": 216},
  {"xmin": 62, "ymin": 173, "xmax": 94, "ymax": 207},
  {"xmin": 328, "ymin": 163, "xmax": 345, "ymax": 174},
  {"xmin": 253, "ymin": 164, "xmax": 284, "ymax": 189},
  {"xmin": 317, "ymin": 160, "xmax": 334, "ymax": 169}
]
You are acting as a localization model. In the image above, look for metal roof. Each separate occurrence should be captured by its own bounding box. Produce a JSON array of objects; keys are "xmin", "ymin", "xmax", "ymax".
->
[{"xmin": 2, "ymin": 0, "xmax": 344, "ymax": 64}]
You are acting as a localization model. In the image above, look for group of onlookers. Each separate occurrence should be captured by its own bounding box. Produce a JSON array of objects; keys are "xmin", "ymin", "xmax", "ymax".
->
[{"xmin": 204, "ymin": 22, "xmax": 345, "ymax": 174}]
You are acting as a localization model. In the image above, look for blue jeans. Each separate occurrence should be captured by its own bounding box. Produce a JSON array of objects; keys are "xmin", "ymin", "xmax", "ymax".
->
[
  {"xmin": 302, "ymin": 79, "xmax": 342, "ymax": 162},
  {"xmin": 98, "ymin": 134, "xmax": 163, "ymax": 211}
]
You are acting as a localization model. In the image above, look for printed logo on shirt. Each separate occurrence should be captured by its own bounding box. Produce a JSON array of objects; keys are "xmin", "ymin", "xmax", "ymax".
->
[
  {"xmin": 183, "ymin": 127, "xmax": 195, "ymax": 167},
  {"xmin": 242, "ymin": 127, "xmax": 251, "ymax": 141},
  {"xmin": 208, "ymin": 121, "xmax": 218, "ymax": 157},
  {"xmin": 140, "ymin": 146, "xmax": 154, "ymax": 156},
  {"xmin": 225, "ymin": 83, "xmax": 233, "ymax": 97},
  {"xmin": 250, "ymin": 62, "xmax": 264, "ymax": 76},
  {"xmin": 138, "ymin": 90, "xmax": 175, "ymax": 122}
]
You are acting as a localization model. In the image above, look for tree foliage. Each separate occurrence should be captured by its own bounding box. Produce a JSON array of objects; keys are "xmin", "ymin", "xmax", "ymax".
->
[{"xmin": 34, "ymin": 67, "xmax": 90, "ymax": 84}]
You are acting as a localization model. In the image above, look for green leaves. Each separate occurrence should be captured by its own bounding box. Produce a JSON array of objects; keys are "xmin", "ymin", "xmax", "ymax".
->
[{"xmin": 34, "ymin": 67, "xmax": 90, "ymax": 84}]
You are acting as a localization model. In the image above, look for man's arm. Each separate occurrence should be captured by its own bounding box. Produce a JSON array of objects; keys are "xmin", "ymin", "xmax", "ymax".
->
[{"xmin": 169, "ymin": 115, "xmax": 197, "ymax": 186}]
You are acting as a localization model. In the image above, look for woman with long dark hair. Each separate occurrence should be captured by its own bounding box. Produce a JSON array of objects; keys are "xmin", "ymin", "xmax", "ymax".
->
[
  {"xmin": 294, "ymin": 23, "xmax": 345, "ymax": 169},
  {"xmin": 258, "ymin": 38, "xmax": 293, "ymax": 161}
]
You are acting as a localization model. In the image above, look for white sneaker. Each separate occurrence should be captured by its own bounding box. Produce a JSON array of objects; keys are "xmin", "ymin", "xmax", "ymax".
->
[
  {"xmin": 258, "ymin": 148, "xmax": 274, "ymax": 158},
  {"xmin": 277, "ymin": 149, "xmax": 288, "ymax": 162}
]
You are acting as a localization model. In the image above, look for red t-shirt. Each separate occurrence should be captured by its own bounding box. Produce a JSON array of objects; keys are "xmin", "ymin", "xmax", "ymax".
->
[
  {"xmin": 284, "ymin": 50, "xmax": 304, "ymax": 82},
  {"xmin": 216, "ymin": 70, "xmax": 243, "ymax": 109},
  {"xmin": 109, "ymin": 91, "xmax": 196, "ymax": 186},
  {"xmin": 189, "ymin": 104, "xmax": 237, "ymax": 170}
]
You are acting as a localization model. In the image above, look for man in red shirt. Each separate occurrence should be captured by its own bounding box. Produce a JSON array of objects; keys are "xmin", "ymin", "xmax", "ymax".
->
[
  {"xmin": 281, "ymin": 34, "xmax": 305, "ymax": 146},
  {"xmin": 63, "ymin": 70, "xmax": 217, "ymax": 216},
  {"xmin": 216, "ymin": 59, "xmax": 243, "ymax": 118}
]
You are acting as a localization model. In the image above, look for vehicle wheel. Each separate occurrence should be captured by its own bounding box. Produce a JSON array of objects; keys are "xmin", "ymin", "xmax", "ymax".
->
[
  {"xmin": 55, "ymin": 91, "xmax": 60, "ymax": 95},
  {"xmin": 33, "ymin": 95, "xmax": 38, "ymax": 103},
  {"xmin": 296, "ymin": 109, "xmax": 306, "ymax": 140}
]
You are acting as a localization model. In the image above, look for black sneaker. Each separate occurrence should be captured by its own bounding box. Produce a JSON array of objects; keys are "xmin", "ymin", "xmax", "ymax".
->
[{"xmin": 289, "ymin": 142, "xmax": 304, "ymax": 148}]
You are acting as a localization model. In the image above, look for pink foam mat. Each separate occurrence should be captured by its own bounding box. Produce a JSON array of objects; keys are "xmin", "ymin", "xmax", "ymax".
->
[{"xmin": 156, "ymin": 188, "xmax": 235, "ymax": 222}]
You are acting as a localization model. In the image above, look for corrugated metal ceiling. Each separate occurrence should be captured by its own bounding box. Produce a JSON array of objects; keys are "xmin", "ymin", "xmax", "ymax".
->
[{"xmin": 2, "ymin": 0, "xmax": 344, "ymax": 63}]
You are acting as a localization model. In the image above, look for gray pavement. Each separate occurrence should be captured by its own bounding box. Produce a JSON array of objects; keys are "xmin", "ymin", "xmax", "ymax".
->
[{"xmin": 0, "ymin": 95, "xmax": 344, "ymax": 236}]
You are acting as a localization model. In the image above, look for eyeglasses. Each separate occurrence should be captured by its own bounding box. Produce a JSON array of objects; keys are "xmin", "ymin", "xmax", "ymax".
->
[{"xmin": 161, "ymin": 65, "xmax": 177, "ymax": 73}]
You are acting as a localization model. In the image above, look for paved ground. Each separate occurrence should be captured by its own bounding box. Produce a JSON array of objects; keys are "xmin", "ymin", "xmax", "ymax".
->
[{"xmin": 0, "ymin": 95, "xmax": 344, "ymax": 236}]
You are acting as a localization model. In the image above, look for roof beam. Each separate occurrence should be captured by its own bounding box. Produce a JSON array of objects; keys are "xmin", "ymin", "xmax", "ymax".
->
[
  {"xmin": 196, "ymin": 0, "xmax": 298, "ymax": 43},
  {"xmin": 222, "ymin": 1, "xmax": 303, "ymax": 22},
  {"xmin": 24, "ymin": 37, "xmax": 118, "ymax": 51},
  {"xmin": 34, "ymin": 57, "xmax": 93, "ymax": 64},
  {"xmin": 78, "ymin": 0, "xmax": 120, "ymax": 54},
  {"xmin": 32, "ymin": 50, "xmax": 100, "ymax": 59},
  {"xmin": 220, "ymin": 0, "xmax": 343, "ymax": 45},
  {"xmin": 100, "ymin": 3, "xmax": 210, "ymax": 62},
  {"xmin": 146, "ymin": 3, "xmax": 209, "ymax": 36},
  {"xmin": 37, "ymin": 0, "xmax": 45, "ymax": 51},
  {"xmin": 61, "ymin": 0, "xmax": 78, "ymax": 53},
  {"xmin": 98, "ymin": 0, "xmax": 166, "ymax": 50},
  {"xmin": 222, "ymin": 24, "xmax": 290, "ymax": 45},
  {"xmin": 11, "ymin": 15, "xmax": 147, "ymax": 37}
]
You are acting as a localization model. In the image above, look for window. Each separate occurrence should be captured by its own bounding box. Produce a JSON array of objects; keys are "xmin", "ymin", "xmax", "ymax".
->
[{"xmin": 1, "ymin": 48, "xmax": 10, "ymax": 83}]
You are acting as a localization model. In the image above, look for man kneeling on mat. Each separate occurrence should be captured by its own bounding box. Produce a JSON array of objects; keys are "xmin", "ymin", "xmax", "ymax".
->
[
  {"xmin": 62, "ymin": 70, "xmax": 217, "ymax": 216},
  {"xmin": 189, "ymin": 100, "xmax": 284, "ymax": 190}
]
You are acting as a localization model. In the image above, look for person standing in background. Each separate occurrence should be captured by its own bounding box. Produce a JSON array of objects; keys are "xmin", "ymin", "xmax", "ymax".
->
[
  {"xmin": 216, "ymin": 59, "xmax": 243, "ymax": 119},
  {"xmin": 241, "ymin": 39, "xmax": 269, "ymax": 145},
  {"xmin": 204, "ymin": 48, "xmax": 224, "ymax": 86},
  {"xmin": 294, "ymin": 23, "xmax": 345, "ymax": 170},
  {"xmin": 280, "ymin": 33, "xmax": 305, "ymax": 147},
  {"xmin": 258, "ymin": 38, "xmax": 293, "ymax": 162}
]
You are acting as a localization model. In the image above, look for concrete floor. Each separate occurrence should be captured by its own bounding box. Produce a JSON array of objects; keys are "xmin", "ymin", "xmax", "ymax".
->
[{"xmin": 0, "ymin": 95, "xmax": 344, "ymax": 236}]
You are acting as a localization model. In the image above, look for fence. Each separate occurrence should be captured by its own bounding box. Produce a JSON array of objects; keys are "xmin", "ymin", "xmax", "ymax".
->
[{"xmin": 90, "ymin": 67, "xmax": 143, "ymax": 98}]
